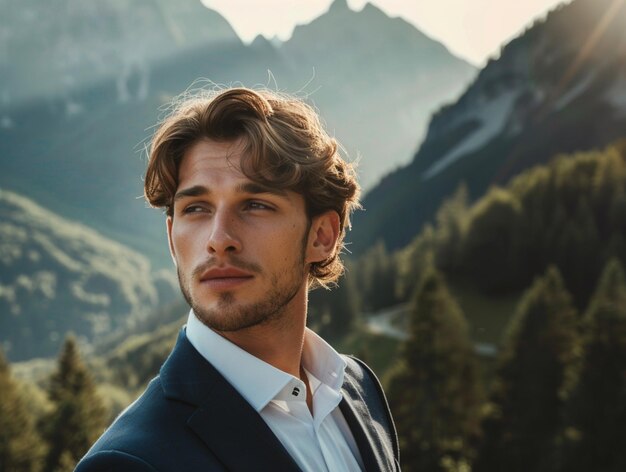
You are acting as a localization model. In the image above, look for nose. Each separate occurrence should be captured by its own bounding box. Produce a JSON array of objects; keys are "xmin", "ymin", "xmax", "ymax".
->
[{"xmin": 206, "ymin": 209, "xmax": 242, "ymax": 255}]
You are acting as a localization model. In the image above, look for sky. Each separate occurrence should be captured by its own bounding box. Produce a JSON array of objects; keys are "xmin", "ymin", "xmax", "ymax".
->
[{"xmin": 202, "ymin": 0, "xmax": 567, "ymax": 66}]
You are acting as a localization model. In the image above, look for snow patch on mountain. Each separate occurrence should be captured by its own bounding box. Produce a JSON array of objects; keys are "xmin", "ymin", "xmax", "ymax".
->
[
  {"xmin": 554, "ymin": 72, "xmax": 595, "ymax": 111},
  {"xmin": 506, "ymin": 87, "xmax": 545, "ymax": 137},
  {"xmin": 422, "ymin": 89, "xmax": 520, "ymax": 180}
]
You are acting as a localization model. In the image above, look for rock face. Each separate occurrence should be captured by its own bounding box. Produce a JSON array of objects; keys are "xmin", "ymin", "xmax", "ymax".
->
[
  {"xmin": 0, "ymin": 189, "xmax": 177, "ymax": 361},
  {"xmin": 354, "ymin": 0, "xmax": 626, "ymax": 253}
]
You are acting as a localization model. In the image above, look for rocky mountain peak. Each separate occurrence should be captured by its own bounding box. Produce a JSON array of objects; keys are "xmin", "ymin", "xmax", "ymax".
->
[{"xmin": 328, "ymin": 0, "xmax": 350, "ymax": 12}]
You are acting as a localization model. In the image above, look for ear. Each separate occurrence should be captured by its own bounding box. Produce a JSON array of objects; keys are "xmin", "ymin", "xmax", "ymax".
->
[
  {"xmin": 306, "ymin": 210, "xmax": 340, "ymax": 264},
  {"xmin": 166, "ymin": 216, "xmax": 177, "ymax": 267}
]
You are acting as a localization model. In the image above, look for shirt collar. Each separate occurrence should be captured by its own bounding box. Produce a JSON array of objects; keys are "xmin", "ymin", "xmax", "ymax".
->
[
  {"xmin": 301, "ymin": 326, "xmax": 346, "ymax": 392},
  {"xmin": 185, "ymin": 310, "xmax": 346, "ymax": 411}
]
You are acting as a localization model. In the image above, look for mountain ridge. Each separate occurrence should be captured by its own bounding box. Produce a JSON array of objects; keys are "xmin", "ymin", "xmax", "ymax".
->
[
  {"xmin": 352, "ymin": 0, "xmax": 626, "ymax": 253},
  {"xmin": 281, "ymin": 0, "xmax": 475, "ymax": 189}
]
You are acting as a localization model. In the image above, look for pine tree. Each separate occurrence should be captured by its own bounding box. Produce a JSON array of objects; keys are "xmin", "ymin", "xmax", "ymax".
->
[
  {"xmin": 42, "ymin": 336, "xmax": 106, "ymax": 472},
  {"xmin": 462, "ymin": 188, "xmax": 522, "ymax": 293},
  {"xmin": 0, "ymin": 348, "xmax": 45, "ymax": 472},
  {"xmin": 474, "ymin": 266, "xmax": 580, "ymax": 472},
  {"xmin": 559, "ymin": 259, "xmax": 626, "ymax": 472},
  {"xmin": 434, "ymin": 183, "xmax": 469, "ymax": 273},
  {"xmin": 395, "ymin": 225, "xmax": 437, "ymax": 303},
  {"xmin": 387, "ymin": 266, "xmax": 483, "ymax": 472},
  {"xmin": 556, "ymin": 198, "xmax": 601, "ymax": 309}
]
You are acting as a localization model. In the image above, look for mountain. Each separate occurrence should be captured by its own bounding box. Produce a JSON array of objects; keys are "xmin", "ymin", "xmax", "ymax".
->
[
  {"xmin": 280, "ymin": 0, "xmax": 476, "ymax": 189},
  {"xmin": 0, "ymin": 0, "xmax": 240, "ymax": 105},
  {"xmin": 0, "ymin": 0, "xmax": 474, "ymax": 268},
  {"xmin": 353, "ymin": 0, "xmax": 626, "ymax": 253},
  {"xmin": 0, "ymin": 189, "xmax": 178, "ymax": 361}
]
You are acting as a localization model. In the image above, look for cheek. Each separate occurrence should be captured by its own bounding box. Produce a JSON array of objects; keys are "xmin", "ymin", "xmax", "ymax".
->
[{"xmin": 171, "ymin": 228, "xmax": 195, "ymax": 261}]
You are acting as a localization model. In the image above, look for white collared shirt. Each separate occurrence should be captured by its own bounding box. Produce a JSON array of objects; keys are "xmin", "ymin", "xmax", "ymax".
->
[{"xmin": 186, "ymin": 310, "xmax": 364, "ymax": 472}]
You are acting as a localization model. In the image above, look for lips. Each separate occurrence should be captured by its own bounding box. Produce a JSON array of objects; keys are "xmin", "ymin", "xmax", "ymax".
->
[{"xmin": 199, "ymin": 267, "xmax": 254, "ymax": 290}]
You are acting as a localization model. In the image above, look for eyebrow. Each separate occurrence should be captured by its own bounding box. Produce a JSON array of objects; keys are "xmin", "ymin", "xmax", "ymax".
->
[
  {"xmin": 173, "ymin": 182, "xmax": 287, "ymax": 202},
  {"xmin": 174, "ymin": 185, "xmax": 209, "ymax": 202}
]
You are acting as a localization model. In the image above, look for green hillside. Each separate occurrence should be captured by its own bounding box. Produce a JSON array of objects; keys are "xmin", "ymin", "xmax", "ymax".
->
[{"xmin": 0, "ymin": 189, "xmax": 177, "ymax": 361}]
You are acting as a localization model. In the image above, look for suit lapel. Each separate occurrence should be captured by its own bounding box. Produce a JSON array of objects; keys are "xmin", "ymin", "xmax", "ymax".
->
[
  {"xmin": 340, "ymin": 375, "xmax": 395, "ymax": 472},
  {"xmin": 187, "ymin": 379, "xmax": 301, "ymax": 472},
  {"xmin": 161, "ymin": 329, "xmax": 301, "ymax": 472}
]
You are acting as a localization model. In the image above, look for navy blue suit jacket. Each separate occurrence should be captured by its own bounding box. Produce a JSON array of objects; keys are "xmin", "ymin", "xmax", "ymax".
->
[{"xmin": 75, "ymin": 329, "xmax": 400, "ymax": 471}]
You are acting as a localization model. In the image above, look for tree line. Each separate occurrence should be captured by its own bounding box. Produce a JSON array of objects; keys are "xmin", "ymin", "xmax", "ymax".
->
[
  {"xmin": 311, "ymin": 141, "xmax": 626, "ymax": 471},
  {"xmin": 0, "ymin": 338, "xmax": 106, "ymax": 472},
  {"xmin": 351, "ymin": 140, "xmax": 626, "ymax": 313},
  {"xmin": 387, "ymin": 258, "xmax": 626, "ymax": 471}
]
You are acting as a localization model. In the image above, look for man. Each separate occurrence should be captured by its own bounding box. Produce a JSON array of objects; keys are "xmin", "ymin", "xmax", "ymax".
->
[{"xmin": 76, "ymin": 88, "xmax": 399, "ymax": 471}]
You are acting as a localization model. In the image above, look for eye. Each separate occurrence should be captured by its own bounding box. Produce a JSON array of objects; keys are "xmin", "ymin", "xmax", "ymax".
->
[
  {"xmin": 245, "ymin": 201, "xmax": 273, "ymax": 211},
  {"xmin": 181, "ymin": 204, "xmax": 209, "ymax": 215}
]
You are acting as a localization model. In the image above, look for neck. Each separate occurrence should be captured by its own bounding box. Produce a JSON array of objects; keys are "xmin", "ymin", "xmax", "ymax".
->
[{"xmin": 217, "ymin": 287, "xmax": 308, "ymax": 378}]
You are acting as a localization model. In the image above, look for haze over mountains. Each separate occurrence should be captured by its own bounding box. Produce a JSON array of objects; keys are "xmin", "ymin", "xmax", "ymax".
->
[
  {"xmin": 0, "ymin": 0, "xmax": 240, "ymax": 104},
  {"xmin": 354, "ymin": 0, "xmax": 626, "ymax": 253},
  {"xmin": 0, "ymin": 0, "xmax": 475, "ymax": 266}
]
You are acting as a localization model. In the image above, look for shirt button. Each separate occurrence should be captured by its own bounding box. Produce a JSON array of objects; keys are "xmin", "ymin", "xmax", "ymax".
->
[{"xmin": 292, "ymin": 387, "xmax": 300, "ymax": 396}]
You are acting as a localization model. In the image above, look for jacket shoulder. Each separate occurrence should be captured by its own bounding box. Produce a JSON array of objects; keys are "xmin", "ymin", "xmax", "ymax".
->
[
  {"xmin": 75, "ymin": 377, "xmax": 203, "ymax": 471},
  {"xmin": 75, "ymin": 449, "xmax": 158, "ymax": 472},
  {"xmin": 342, "ymin": 355, "xmax": 400, "ymax": 465}
]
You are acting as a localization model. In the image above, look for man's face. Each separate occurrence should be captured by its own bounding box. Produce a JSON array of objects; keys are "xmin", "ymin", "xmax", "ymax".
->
[{"xmin": 167, "ymin": 138, "xmax": 316, "ymax": 332}]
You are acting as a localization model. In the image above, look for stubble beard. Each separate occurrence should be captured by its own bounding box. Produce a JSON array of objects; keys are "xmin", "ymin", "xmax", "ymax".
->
[{"xmin": 177, "ymin": 229, "xmax": 310, "ymax": 332}]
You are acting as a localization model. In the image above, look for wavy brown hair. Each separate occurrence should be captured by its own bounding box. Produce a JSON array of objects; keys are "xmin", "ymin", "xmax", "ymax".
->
[{"xmin": 144, "ymin": 87, "xmax": 360, "ymax": 287}]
